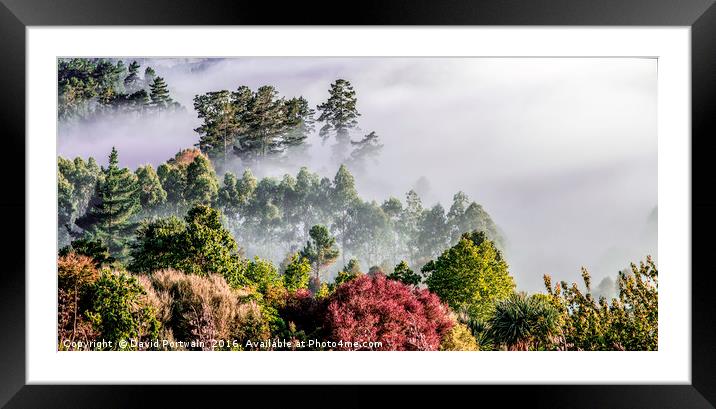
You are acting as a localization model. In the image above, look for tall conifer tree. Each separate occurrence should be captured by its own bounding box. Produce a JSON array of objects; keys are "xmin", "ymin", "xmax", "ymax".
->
[
  {"xmin": 75, "ymin": 147, "xmax": 141, "ymax": 257},
  {"xmin": 149, "ymin": 76, "xmax": 173, "ymax": 108}
]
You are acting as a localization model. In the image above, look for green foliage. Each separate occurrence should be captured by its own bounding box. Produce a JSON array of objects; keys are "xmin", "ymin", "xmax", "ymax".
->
[
  {"xmin": 156, "ymin": 149, "xmax": 218, "ymax": 211},
  {"xmin": 157, "ymin": 163, "xmax": 187, "ymax": 210},
  {"xmin": 282, "ymin": 253, "xmax": 311, "ymax": 291},
  {"xmin": 128, "ymin": 216, "xmax": 186, "ymax": 273},
  {"xmin": 85, "ymin": 270, "xmax": 159, "ymax": 349},
  {"xmin": 387, "ymin": 260, "xmax": 421, "ymax": 286},
  {"xmin": 243, "ymin": 257, "xmax": 283, "ymax": 293},
  {"xmin": 58, "ymin": 58, "xmax": 177, "ymax": 120},
  {"xmin": 58, "ymin": 173, "xmax": 75, "ymax": 235},
  {"xmin": 317, "ymin": 78, "xmax": 360, "ymax": 142},
  {"xmin": 488, "ymin": 293, "xmax": 560, "ymax": 351},
  {"xmin": 194, "ymin": 89, "xmax": 247, "ymax": 162},
  {"xmin": 185, "ymin": 155, "xmax": 219, "ymax": 205},
  {"xmin": 422, "ymin": 231, "xmax": 515, "ymax": 321},
  {"xmin": 175, "ymin": 205, "xmax": 242, "ymax": 278},
  {"xmin": 415, "ymin": 204, "xmax": 450, "ymax": 263},
  {"xmin": 544, "ymin": 256, "xmax": 658, "ymax": 351},
  {"xmin": 330, "ymin": 165, "xmax": 360, "ymax": 264},
  {"xmin": 129, "ymin": 205, "xmax": 244, "ymax": 285},
  {"xmin": 124, "ymin": 60, "xmax": 142, "ymax": 92},
  {"xmin": 447, "ymin": 192, "xmax": 504, "ymax": 250},
  {"xmin": 61, "ymin": 151, "xmax": 507, "ymax": 317},
  {"xmin": 194, "ymin": 85, "xmax": 316, "ymax": 165},
  {"xmin": 315, "ymin": 282, "xmax": 331, "ymax": 299},
  {"xmin": 58, "ymin": 156, "xmax": 102, "ymax": 247},
  {"xmin": 74, "ymin": 147, "xmax": 141, "ymax": 258},
  {"xmin": 334, "ymin": 258, "xmax": 363, "ymax": 288},
  {"xmin": 59, "ymin": 238, "xmax": 115, "ymax": 267},
  {"xmin": 282, "ymin": 96, "xmax": 316, "ymax": 149},
  {"xmin": 300, "ymin": 225, "xmax": 340, "ymax": 280},
  {"xmin": 149, "ymin": 76, "xmax": 177, "ymax": 109},
  {"xmin": 135, "ymin": 164, "xmax": 167, "ymax": 211}
]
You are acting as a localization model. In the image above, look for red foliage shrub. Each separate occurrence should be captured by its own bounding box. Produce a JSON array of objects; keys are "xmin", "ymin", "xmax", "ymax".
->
[{"xmin": 324, "ymin": 274, "xmax": 453, "ymax": 350}]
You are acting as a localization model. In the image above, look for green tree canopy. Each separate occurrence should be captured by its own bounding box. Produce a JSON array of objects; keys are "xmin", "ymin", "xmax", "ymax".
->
[
  {"xmin": 300, "ymin": 224, "xmax": 340, "ymax": 282},
  {"xmin": 388, "ymin": 260, "xmax": 421, "ymax": 286},
  {"xmin": 129, "ymin": 205, "xmax": 243, "ymax": 283},
  {"xmin": 282, "ymin": 253, "xmax": 311, "ymax": 291},
  {"xmin": 85, "ymin": 270, "xmax": 159, "ymax": 350},
  {"xmin": 135, "ymin": 164, "xmax": 167, "ymax": 211},
  {"xmin": 422, "ymin": 231, "xmax": 515, "ymax": 320}
]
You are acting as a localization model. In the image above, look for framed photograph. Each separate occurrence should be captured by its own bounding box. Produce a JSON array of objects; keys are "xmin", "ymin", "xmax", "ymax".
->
[{"xmin": 2, "ymin": 0, "xmax": 715, "ymax": 406}]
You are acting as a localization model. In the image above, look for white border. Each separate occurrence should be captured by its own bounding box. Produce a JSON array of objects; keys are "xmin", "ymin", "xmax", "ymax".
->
[{"xmin": 27, "ymin": 27, "xmax": 690, "ymax": 384}]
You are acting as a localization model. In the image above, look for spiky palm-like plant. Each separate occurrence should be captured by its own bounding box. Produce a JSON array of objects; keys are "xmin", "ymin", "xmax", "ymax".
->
[{"xmin": 488, "ymin": 293, "xmax": 559, "ymax": 351}]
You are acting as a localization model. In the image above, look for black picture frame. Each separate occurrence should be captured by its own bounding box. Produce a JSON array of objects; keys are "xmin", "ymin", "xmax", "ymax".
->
[{"xmin": 1, "ymin": 0, "xmax": 714, "ymax": 407}]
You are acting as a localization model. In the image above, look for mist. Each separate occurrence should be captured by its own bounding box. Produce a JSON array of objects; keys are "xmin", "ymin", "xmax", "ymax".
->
[{"xmin": 58, "ymin": 57, "xmax": 657, "ymax": 292}]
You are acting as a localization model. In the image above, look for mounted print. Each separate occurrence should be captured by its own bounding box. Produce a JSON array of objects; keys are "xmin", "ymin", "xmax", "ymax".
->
[{"xmin": 56, "ymin": 56, "xmax": 657, "ymax": 352}]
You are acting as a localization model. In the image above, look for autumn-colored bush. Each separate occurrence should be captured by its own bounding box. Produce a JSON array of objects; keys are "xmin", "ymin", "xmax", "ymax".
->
[
  {"xmin": 57, "ymin": 253, "xmax": 100, "ymax": 350},
  {"xmin": 440, "ymin": 321, "xmax": 479, "ymax": 351},
  {"xmin": 169, "ymin": 148, "xmax": 204, "ymax": 166},
  {"xmin": 323, "ymin": 274, "xmax": 453, "ymax": 350},
  {"xmin": 145, "ymin": 269, "xmax": 269, "ymax": 350}
]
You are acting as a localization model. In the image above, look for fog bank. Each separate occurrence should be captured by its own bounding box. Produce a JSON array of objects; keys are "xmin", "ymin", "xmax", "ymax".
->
[{"xmin": 58, "ymin": 57, "xmax": 657, "ymax": 292}]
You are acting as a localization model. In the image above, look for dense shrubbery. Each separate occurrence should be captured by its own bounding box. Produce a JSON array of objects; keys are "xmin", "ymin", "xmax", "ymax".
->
[
  {"xmin": 85, "ymin": 270, "xmax": 160, "ymax": 350},
  {"xmin": 323, "ymin": 274, "xmax": 453, "ymax": 350},
  {"xmin": 57, "ymin": 212, "xmax": 657, "ymax": 351},
  {"xmin": 140, "ymin": 269, "xmax": 269, "ymax": 350},
  {"xmin": 543, "ymin": 256, "xmax": 658, "ymax": 351},
  {"xmin": 440, "ymin": 322, "xmax": 479, "ymax": 351}
]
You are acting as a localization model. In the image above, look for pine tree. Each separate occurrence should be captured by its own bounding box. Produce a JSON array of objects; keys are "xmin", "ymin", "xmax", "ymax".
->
[
  {"xmin": 149, "ymin": 76, "xmax": 173, "ymax": 108},
  {"xmin": 194, "ymin": 88, "xmax": 251, "ymax": 163},
  {"xmin": 300, "ymin": 224, "xmax": 340, "ymax": 282},
  {"xmin": 317, "ymin": 79, "xmax": 361, "ymax": 163},
  {"xmin": 124, "ymin": 61, "xmax": 142, "ymax": 93},
  {"xmin": 282, "ymin": 96, "xmax": 315, "ymax": 149},
  {"xmin": 234, "ymin": 86, "xmax": 286, "ymax": 165},
  {"xmin": 316, "ymin": 79, "xmax": 360, "ymax": 142},
  {"xmin": 75, "ymin": 147, "xmax": 141, "ymax": 258}
]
